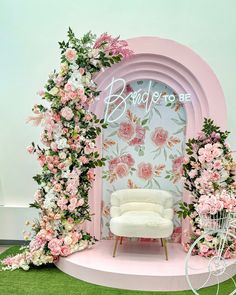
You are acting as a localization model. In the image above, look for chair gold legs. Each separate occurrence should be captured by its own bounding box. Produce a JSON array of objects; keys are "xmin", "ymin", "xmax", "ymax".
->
[
  {"xmin": 160, "ymin": 238, "xmax": 163, "ymax": 247},
  {"xmin": 113, "ymin": 236, "xmax": 120, "ymax": 257},
  {"xmin": 120, "ymin": 236, "xmax": 123, "ymax": 245},
  {"xmin": 163, "ymin": 238, "xmax": 169, "ymax": 261}
]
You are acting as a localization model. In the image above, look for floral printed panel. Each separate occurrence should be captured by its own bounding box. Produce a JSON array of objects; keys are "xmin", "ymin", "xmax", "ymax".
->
[{"xmin": 101, "ymin": 79, "xmax": 186, "ymax": 241}]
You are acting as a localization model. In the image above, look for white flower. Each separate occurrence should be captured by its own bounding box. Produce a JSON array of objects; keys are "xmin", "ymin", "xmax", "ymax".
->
[
  {"xmin": 49, "ymin": 87, "xmax": 59, "ymax": 96},
  {"xmin": 88, "ymin": 48, "xmax": 100, "ymax": 59},
  {"xmin": 78, "ymin": 240, "xmax": 88, "ymax": 251},
  {"xmin": 56, "ymin": 137, "xmax": 69, "ymax": 150},
  {"xmin": 64, "ymin": 236, "xmax": 73, "ymax": 245},
  {"xmin": 43, "ymin": 189, "xmax": 57, "ymax": 210},
  {"xmin": 61, "ymin": 169, "xmax": 70, "ymax": 179},
  {"xmin": 68, "ymin": 70, "xmax": 83, "ymax": 90},
  {"xmin": 59, "ymin": 152, "xmax": 67, "ymax": 159}
]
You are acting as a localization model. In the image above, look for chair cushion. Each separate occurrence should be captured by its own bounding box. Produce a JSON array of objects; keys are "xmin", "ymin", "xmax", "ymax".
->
[
  {"xmin": 110, "ymin": 211, "xmax": 173, "ymax": 238},
  {"xmin": 111, "ymin": 189, "xmax": 173, "ymax": 209}
]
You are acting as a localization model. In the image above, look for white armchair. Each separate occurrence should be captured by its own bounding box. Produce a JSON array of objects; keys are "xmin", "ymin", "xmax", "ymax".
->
[{"xmin": 110, "ymin": 189, "xmax": 174, "ymax": 260}]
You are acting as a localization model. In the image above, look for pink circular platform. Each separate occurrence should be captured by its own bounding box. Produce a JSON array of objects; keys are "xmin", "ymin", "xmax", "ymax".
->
[{"xmin": 55, "ymin": 240, "xmax": 236, "ymax": 291}]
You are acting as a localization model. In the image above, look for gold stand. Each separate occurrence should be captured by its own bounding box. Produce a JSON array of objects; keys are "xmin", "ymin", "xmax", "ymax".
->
[
  {"xmin": 163, "ymin": 238, "xmax": 169, "ymax": 260},
  {"xmin": 113, "ymin": 236, "xmax": 120, "ymax": 257},
  {"xmin": 160, "ymin": 238, "xmax": 163, "ymax": 247}
]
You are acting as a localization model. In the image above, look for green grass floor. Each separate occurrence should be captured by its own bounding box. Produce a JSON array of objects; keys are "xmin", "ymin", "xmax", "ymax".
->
[{"xmin": 0, "ymin": 246, "xmax": 234, "ymax": 295}]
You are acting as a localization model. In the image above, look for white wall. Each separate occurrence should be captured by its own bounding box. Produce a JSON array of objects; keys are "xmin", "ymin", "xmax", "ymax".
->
[{"xmin": 1, "ymin": 0, "xmax": 236, "ymax": 239}]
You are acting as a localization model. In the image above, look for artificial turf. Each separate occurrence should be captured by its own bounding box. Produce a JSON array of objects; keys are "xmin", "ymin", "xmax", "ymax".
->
[{"xmin": 0, "ymin": 246, "xmax": 234, "ymax": 295}]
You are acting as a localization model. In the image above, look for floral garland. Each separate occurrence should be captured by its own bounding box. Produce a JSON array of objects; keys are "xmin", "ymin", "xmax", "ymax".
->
[
  {"xmin": 1, "ymin": 28, "xmax": 132, "ymax": 270},
  {"xmin": 178, "ymin": 118, "xmax": 236, "ymax": 258}
]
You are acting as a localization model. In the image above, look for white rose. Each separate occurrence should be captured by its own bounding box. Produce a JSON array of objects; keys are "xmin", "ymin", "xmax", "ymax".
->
[
  {"xmin": 49, "ymin": 87, "xmax": 59, "ymax": 96},
  {"xmin": 64, "ymin": 236, "xmax": 73, "ymax": 246},
  {"xmin": 59, "ymin": 152, "xmax": 67, "ymax": 160}
]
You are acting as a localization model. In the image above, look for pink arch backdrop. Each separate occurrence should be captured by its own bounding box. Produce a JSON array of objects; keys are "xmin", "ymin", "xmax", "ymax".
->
[{"xmin": 85, "ymin": 36, "xmax": 227, "ymax": 241}]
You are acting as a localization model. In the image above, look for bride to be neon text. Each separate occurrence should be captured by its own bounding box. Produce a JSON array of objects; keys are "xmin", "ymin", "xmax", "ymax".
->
[{"xmin": 103, "ymin": 78, "xmax": 191, "ymax": 123}]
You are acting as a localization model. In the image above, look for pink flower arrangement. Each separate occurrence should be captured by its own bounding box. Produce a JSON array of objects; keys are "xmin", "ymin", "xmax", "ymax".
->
[
  {"xmin": 1, "ymin": 29, "xmax": 132, "ymax": 271},
  {"xmin": 93, "ymin": 33, "xmax": 133, "ymax": 58},
  {"xmin": 179, "ymin": 118, "xmax": 236, "ymax": 258}
]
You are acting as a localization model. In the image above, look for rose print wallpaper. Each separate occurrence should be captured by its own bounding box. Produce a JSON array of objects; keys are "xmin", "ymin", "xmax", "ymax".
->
[{"xmin": 101, "ymin": 79, "xmax": 187, "ymax": 241}]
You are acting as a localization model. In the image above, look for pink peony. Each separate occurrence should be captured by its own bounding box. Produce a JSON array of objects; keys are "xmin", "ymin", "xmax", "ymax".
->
[
  {"xmin": 114, "ymin": 163, "xmax": 129, "ymax": 178},
  {"xmin": 65, "ymin": 48, "xmax": 77, "ymax": 62},
  {"xmin": 61, "ymin": 106, "xmax": 74, "ymax": 121},
  {"xmin": 151, "ymin": 127, "xmax": 168, "ymax": 147},
  {"xmin": 138, "ymin": 162, "xmax": 153, "ymax": 180},
  {"xmin": 117, "ymin": 122, "xmax": 135, "ymax": 141}
]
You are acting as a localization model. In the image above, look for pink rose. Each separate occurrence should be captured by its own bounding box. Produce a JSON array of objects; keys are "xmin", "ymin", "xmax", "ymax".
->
[
  {"xmin": 65, "ymin": 48, "xmax": 77, "ymax": 62},
  {"xmin": 27, "ymin": 145, "xmax": 34, "ymax": 154},
  {"xmin": 68, "ymin": 197, "xmax": 78, "ymax": 212},
  {"xmin": 114, "ymin": 163, "xmax": 129, "ymax": 178},
  {"xmin": 37, "ymin": 89, "xmax": 45, "ymax": 96},
  {"xmin": 120, "ymin": 154, "xmax": 135, "ymax": 167},
  {"xmin": 199, "ymin": 244, "xmax": 209, "ymax": 254},
  {"xmin": 87, "ymin": 170, "xmax": 95, "ymax": 182},
  {"xmin": 138, "ymin": 162, "xmax": 153, "ymax": 180},
  {"xmin": 57, "ymin": 197, "xmax": 68, "ymax": 210},
  {"xmin": 53, "ymin": 183, "xmax": 62, "ymax": 192},
  {"xmin": 77, "ymin": 198, "xmax": 84, "ymax": 207},
  {"xmin": 80, "ymin": 156, "xmax": 88, "ymax": 164},
  {"xmin": 118, "ymin": 122, "xmax": 135, "ymax": 141},
  {"xmin": 213, "ymin": 160, "xmax": 222, "ymax": 170},
  {"xmin": 79, "ymin": 68, "xmax": 85, "ymax": 75},
  {"xmin": 61, "ymin": 106, "xmax": 74, "ymax": 121},
  {"xmin": 84, "ymin": 113, "xmax": 92, "ymax": 121},
  {"xmin": 189, "ymin": 169, "xmax": 197, "ymax": 178},
  {"xmin": 64, "ymin": 82, "xmax": 73, "ymax": 92},
  {"xmin": 60, "ymin": 245, "xmax": 71, "ymax": 257},
  {"xmin": 151, "ymin": 127, "xmax": 168, "ymax": 147},
  {"xmin": 51, "ymin": 247, "xmax": 61, "ymax": 256}
]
